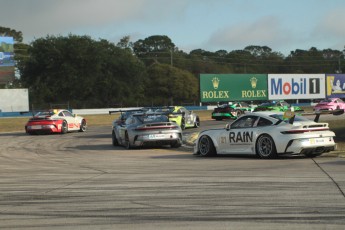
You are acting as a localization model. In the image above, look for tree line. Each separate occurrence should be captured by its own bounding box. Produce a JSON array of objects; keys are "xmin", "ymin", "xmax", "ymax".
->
[{"xmin": 1, "ymin": 26, "xmax": 344, "ymax": 109}]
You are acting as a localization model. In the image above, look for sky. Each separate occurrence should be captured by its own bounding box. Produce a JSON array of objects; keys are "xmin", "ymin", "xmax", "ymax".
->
[{"xmin": 1, "ymin": 0, "xmax": 345, "ymax": 56}]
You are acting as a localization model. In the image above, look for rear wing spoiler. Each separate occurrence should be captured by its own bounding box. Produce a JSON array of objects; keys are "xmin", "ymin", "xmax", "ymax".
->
[
  {"xmin": 143, "ymin": 106, "xmax": 186, "ymax": 116},
  {"xmin": 306, "ymin": 109, "xmax": 344, "ymax": 122},
  {"xmin": 109, "ymin": 108, "xmax": 144, "ymax": 115},
  {"xmin": 20, "ymin": 109, "xmax": 58, "ymax": 117},
  {"xmin": 283, "ymin": 109, "xmax": 344, "ymax": 124}
]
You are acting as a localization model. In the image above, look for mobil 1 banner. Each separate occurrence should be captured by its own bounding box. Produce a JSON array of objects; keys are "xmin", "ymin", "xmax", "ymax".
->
[
  {"xmin": 268, "ymin": 74, "xmax": 325, "ymax": 100},
  {"xmin": 199, "ymin": 74, "xmax": 268, "ymax": 102}
]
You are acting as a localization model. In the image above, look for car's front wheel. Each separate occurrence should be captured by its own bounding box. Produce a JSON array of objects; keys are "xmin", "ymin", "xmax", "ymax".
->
[
  {"xmin": 79, "ymin": 119, "xmax": 87, "ymax": 132},
  {"xmin": 198, "ymin": 135, "xmax": 216, "ymax": 157},
  {"xmin": 256, "ymin": 134, "xmax": 277, "ymax": 159},
  {"xmin": 61, "ymin": 120, "xmax": 68, "ymax": 134}
]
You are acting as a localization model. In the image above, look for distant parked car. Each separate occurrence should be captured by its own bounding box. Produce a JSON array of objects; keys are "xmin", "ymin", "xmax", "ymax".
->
[{"xmin": 314, "ymin": 98, "xmax": 345, "ymax": 112}]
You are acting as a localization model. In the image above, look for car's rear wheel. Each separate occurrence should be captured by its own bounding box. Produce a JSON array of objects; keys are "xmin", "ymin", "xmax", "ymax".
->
[
  {"xmin": 171, "ymin": 139, "xmax": 182, "ymax": 148},
  {"xmin": 194, "ymin": 117, "xmax": 200, "ymax": 128},
  {"xmin": 198, "ymin": 135, "xmax": 216, "ymax": 157},
  {"xmin": 61, "ymin": 120, "xmax": 68, "ymax": 134},
  {"xmin": 181, "ymin": 118, "xmax": 186, "ymax": 130},
  {"xmin": 236, "ymin": 109, "xmax": 242, "ymax": 117},
  {"xmin": 79, "ymin": 119, "xmax": 86, "ymax": 132},
  {"xmin": 256, "ymin": 134, "xmax": 277, "ymax": 159},
  {"xmin": 125, "ymin": 132, "xmax": 132, "ymax": 149},
  {"xmin": 112, "ymin": 131, "xmax": 119, "ymax": 146}
]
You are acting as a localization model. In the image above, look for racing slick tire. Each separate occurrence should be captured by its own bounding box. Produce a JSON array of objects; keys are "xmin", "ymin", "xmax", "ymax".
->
[
  {"xmin": 194, "ymin": 117, "xmax": 200, "ymax": 128},
  {"xmin": 125, "ymin": 132, "xmax": 132, "ymax": 149},
  {"xmin": 112, "ymin": 131, "xmax": 119, "ymax": 146},
  {"xmin": 171, "ymin": 139, "xmax": 182, "ymax": 148},
  {"xmin": 198, "ymin": 135, "xmax": 216, "ymax": 157},
  {"xmin": 181, "ymin": 118, "xmax": 186, "ymax": 130},
  {"xmin": 256, "ymin": 134, "xmax": 277, "ymax": 159},
  {"xmin": 79, "ymin": 119, "xmax": 87, "ymax": 132},
  {"xmin": 61, "ymin": 120, "xmax": 68, "ymax": 134},
  {"xmin": 236, "ymin": 109, "xmax": 242, "ymax": 118}
]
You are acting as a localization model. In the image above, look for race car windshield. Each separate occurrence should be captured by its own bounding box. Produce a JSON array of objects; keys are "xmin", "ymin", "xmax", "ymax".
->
[{"xmin": 35, "ymin": 111, "xmax": 55, "ymax": 116}]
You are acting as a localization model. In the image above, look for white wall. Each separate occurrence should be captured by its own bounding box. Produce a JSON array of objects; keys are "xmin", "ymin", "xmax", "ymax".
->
[{"xmin": 0, "ymin": 88, "xmax": 29, "ymax": 112}]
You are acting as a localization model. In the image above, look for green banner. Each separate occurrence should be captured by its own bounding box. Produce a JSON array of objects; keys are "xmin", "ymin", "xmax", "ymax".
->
[{"xmin": 200, "ymin": 74, "xmax": 268, "ymax": 102}]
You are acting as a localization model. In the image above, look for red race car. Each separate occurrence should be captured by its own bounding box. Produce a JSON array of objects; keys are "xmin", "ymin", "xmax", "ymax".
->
[{"xmin": 25, "ymin": 109, "xmax": 87, "ymax": 134}]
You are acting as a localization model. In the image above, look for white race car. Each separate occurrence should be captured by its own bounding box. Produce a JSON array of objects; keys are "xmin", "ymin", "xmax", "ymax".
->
[{"xmin": 194, "ymin": 111, "xmax": 339, "ymax": 158}]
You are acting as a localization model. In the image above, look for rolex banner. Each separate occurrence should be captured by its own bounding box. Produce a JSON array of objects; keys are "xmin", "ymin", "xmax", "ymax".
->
[{"xmin": 200, "ymin": 74, "xmax": 268, "ymax": 102}]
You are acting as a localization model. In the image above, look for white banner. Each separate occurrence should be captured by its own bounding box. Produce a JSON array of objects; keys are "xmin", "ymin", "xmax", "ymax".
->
[
  {"xmin": 0, "ymin": 88, "xmax": 29, "ymax": 112},
  {"xmin": 268, "ymin": 74, "xmax": 325, "ymax": 100}
]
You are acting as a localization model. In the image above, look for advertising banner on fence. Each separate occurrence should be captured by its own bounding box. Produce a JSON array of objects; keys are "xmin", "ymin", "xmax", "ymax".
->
[
  {"xmin": 268, "ymin": 74, "xmax": 325, "ymax": 100},
  {"xmin": 325, "ymin": 74, "xmax": 345, "ymax": 98},
  {"xmin": 0, "ymin": 37, "xmax": 15, "ymax": 84},
  {"xmin": 0, "ymin": 88, "xmax": 29, "ymax": 112},
  {"xmin": 200, "ymin": 74, "xmax": 268, "ymax": 102}
]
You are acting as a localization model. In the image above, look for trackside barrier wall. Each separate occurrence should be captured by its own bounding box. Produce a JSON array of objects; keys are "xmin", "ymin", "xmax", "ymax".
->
[{"xmin": 0, "ymin": 105, "xmax": 319, "ymax": 118}]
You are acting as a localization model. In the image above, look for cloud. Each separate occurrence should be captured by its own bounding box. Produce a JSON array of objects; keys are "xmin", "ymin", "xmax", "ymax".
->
[
  {"xmin": 206, "ymin": 16, "xmax": 289, "ymax": 52},
  {"xmin": 314, "ymin": 8, "xmax": 345, "ymax": 37},
  {"xmin": 0, "ymin": 0, "xmax": 189, "ymax": 43},
  {"xmin": 311, "ymin": 8, "xmax": 345, "ymax": 50}
]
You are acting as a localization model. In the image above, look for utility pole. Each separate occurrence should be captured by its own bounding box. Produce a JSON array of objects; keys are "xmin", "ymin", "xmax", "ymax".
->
[{"xmin": 170, "ymin": 49, "xmax": 173, "ymax": 67}]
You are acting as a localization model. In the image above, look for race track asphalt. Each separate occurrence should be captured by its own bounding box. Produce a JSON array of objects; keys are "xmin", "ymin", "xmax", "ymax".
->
[{"xmin": 0, "ymin": 122, "xmax": 345, "ymax": 229}]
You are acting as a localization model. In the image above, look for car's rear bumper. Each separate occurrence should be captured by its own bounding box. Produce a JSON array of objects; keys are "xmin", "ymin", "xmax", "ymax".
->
[
  {"xmin": 26, "ymin": 124, "xmax": 60, "ymax": 133},
  {"xmin": 134, "ymin": 133, "xmax": 182, "ymax": 147},
  {"xmin": 281, "ymin": 138, "xmax": 336, "ymax": 155}
]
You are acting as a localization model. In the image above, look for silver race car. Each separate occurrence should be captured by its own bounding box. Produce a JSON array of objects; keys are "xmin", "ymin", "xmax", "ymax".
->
[
  {"xmin": 194, "ymin": 111, "xmax": 341, "ymax": 158},
  {"xmin": 111, "ymin": 111, "xmax": 183, "ymax": 149}
]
